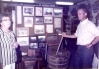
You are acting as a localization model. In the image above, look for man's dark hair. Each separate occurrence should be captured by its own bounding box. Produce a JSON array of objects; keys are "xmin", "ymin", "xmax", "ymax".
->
[
  {"xmin": 78, "ymin": 4, "xmax": 89, "ymax": 17},
  {"xmin": 78, "ymin": 4, "xmax": 88, "ymax": 13},
  {"xmin": 0, "ymin": 13, "xmax": 11, "ymax": 23}
]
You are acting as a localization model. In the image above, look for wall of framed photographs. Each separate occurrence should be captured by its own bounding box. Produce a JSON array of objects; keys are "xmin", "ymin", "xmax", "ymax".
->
[
  {"xmin": 1, "ymin": 2, "xmax": 63, "ymax": 55},
  {"xmin": 15, "ymin": 5, "xmax": 63, "ymax": 49}
]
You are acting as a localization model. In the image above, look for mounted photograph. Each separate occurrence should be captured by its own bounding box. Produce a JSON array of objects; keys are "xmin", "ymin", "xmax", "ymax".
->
[
  {"xmin": 54, "ymin": 18, "xmax": 61, "ymax": 28},
  {"xmin": 46, "ymin": 24, "xmax": 53, "ymax": 33},
  {"xmin": 29, "ymin": 43, "xmax": 38, "ymax": 49},
  {"xmin": 23, "ymin": 6, "xmax": 34, "ymax": 16},
  {"xmin": 38, "ymin": 36, "xmax": 46, "ymax": 42},
  {"xmin": 54, "ymin": 8, "xmax": 63, "ymax": 17},
  {"xmin": 44, "ymin": 17, "xmax": 53, "ymax": 23},
  {"xmin": 17, "ymin": 37, "xmax": 29, "ymax": 46},
  {"xmin": 43, "ymin": 7, "xmax": 53, "ymax": 16},
  {"xmin": 29, "ymin": 36, "xmax": 37, "ymax": 42},
  {"xmin": 17, "ymin": 27, "xmax": 29, "ymax": 36},
  {"xmin": 34, "ymin": 25, "xmax": 45, "ymax": 34},
  {"xmin": 24, "ymin": 17, "xmax": 34, "ymax": 27},
  {"xmin": 35, "ymin": 7, "xmax": 43, "ymax": 16},
  {"xmin": 35, "ymin": 17, "xmax": 43, "ymax": 24},
  {"xmin": 38, "ymin": 43, "xmax": 46, "ymax": 48}
]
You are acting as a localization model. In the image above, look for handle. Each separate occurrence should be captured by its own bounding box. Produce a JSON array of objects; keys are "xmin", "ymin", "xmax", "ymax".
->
[{"xmin": 56, "ymin": 36, "xmax": 63, "ymax": 55}]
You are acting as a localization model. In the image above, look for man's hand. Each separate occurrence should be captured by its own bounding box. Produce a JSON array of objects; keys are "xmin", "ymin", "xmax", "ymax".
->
[
  {"xmin": 13, "ymin": 42, "xmax": 18, "ymax": 48},
  {"xmin": 62, "ymin": 32, "xmax": 67, "ymax": 37},
  {"xmin": 86, "ymin": 44, "xmax": 92, "ymax": 49},
  {"xmin": 62, "ymin": 32, "xmax": 77, "ymax": 38}
]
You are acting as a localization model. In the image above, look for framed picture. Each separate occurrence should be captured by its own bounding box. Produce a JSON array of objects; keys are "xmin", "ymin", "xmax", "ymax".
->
[
  {"xmin": 35, "ymin": 7, "xmax": 42, "ymax": 16},
  {"xmin": 34, "ymin": 25, "xmax": 45, "ymax": 34},
  {"xmin": 38, "ymin": 36, "xmax": 46, "ymax": 42},
  {"xmin": 29, "ymin": 43, "xmax": 38, "ymax": 49},
  {"xmin": 46, "ymin": 24, "xmax": 53, "ymax": 33},
  {"xmin": 16, "ymin": 6, "xmax": 22, "ymax": 24},
  {"xmin": 23, "ymin": 6, "xmax": 34, "ymax": 16},
  {"xmin": 12, "ymin": 10, "xmax": 16, "ymax": 34},
  {"xmin": 29, "ymin": 36, "xmax": 37, "ymax": 42},
  {"xmin": 24, "ymin": 17, "xmax": 34, "ymax": 27},
  {"xmin": 17, "ymin": 27, "xmax": 29, "ymax": 36},
  {"xmin": 54, "ymin": 18, "xmax": 61, "ymax": 28},
  {"xmin": 43, "ymin": 7, "xmax": 53, "ymax": 16},
  {"xmin": 38, "ymin": 43, "xmax": 46, "ymax": 48},
  {"xmin": 35, "ymin": 17, "xmax": 43, "ymax": 24},
  {"xmin": 55, "ymin": 28, "xmax": 62, "ymax": 34},
  {"xmin": 17, "ymin": 37, "xmax": 29, "ymax": 46},
  {"xmin": 44, "ymin": 17, "xmax": 53, "ymax": 23},
  {"xmin": 54, "ymin": 8, "xmax": 63, "ymax": 17}
]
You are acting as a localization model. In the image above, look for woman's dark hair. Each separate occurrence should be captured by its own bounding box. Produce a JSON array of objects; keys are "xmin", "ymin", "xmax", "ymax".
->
[
  {"xmin": 0, "ymin": 13, "xmax": 11, "ymax": 23},
  {"xmin": 0, "ymin": 13, "xmax": 11, "ymax": 27}
]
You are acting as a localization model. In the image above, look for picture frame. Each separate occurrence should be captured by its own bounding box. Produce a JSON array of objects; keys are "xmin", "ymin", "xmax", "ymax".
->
[
  {"xmin": 34, "ymin": 25, "xmax": 45, "ymax": 34},
  {"xmin": 29, "ymin": 43, "xmax": 38, "ymax": 49},
  {"xmin": 35, "ymin": 7, "xmax": 43, "ymax": 16},
  {"xmin": 38, "ymin": 43, "xmax": 46, "ymax": 48},
  {"xmin": 23, "ymin": 6, "xmax": 34, "ymax": 16},
  {"xmin": 38, "ymin": 36, "xmax": 46, "ymax": 42},
  {"xmin": 54, "ymin": 18, "xmax": 62, "ymax": 28},
  {"xmin": 44, "ymin": 17, "xmax": 53, "ymax": 23},
  {"xmin": 43, "ymin": 7, "xmax": 53, "ymax": 16},
  {"xmin": 46, "ymin": 24, "xmax": 53, "ymax": 33},
  {"xmin": 17, "ymin": 27, "xmax": 29, "ymax": 36},
  {"xmin": 54, "ymin": 8, "xmax": 63, "ymax": 17},
  {"xmin": 16, "ymin": 6, "xmax": 22, "ymax": 24},
  {"xmin": 17, "ymin": 37, "xmax": 29, "ymax": 46},
  {"xmin": 29, "ymin": 36, "xmax": 37, "ymax": 43},
  {"xmin": 35, "ymin": 17, "xmax": 43, "ymax": 24},
  {"xmin": 24, "ymin": 17, "xmax": 34, "ymax": 27},
  {"xmin": 12, "ymin": 10, "xmax": 16, "ymax": 34}
]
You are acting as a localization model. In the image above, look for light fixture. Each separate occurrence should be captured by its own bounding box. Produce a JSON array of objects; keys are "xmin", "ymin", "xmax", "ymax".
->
[
  {"xmin": 2, "ymin": 0, "xmax": 35, "ymax": 3},
  {"xmin": 56, "ymin": 1, "xmax": 74, "ymax": 5},
  {"xmin": 12, "ymin": 0, "xmax": 34, "ymax": 3},
  {"xmin": 1, "ymin": 0, "xmax": 11, "ymax": 1}
]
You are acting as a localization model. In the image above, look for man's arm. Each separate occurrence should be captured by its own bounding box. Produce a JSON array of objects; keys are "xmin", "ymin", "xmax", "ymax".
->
[
  {"xmin": 86, "ymin": 23, "xmax": 99, "ymax": 48},
  {"xmin": 91, "ymin": 36, "xmax": 99, "ymax": 45},
  {"xmin": 87, "ymin": 36, "xmax": 99, "ymax": 48},
  {"xmin": 62, "ymin": 32, "xmax": 77, "ymax": 38}
]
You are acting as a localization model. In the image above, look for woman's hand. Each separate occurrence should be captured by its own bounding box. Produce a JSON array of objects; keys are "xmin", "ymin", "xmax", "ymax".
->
[{"xmin": 13, "ymin": 42, "xmax": 18, "ymax": 48}]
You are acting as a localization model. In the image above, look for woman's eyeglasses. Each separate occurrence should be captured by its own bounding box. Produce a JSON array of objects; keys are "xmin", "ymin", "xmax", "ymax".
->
[{"xmin": 2, "ymin": 19, "xmax": 11, "ymax": 21}]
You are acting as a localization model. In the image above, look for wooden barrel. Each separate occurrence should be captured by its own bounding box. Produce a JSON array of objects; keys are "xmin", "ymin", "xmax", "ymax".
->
[{"xmin": 47, "ymin": 50, "xmax": 70, "ymax": 69}]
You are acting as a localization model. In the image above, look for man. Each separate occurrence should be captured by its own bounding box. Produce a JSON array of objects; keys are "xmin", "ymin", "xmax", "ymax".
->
[
  {"xmin": 62, "ymin": 7, "xmax": 99, "ymax": 69},
  {"xmin": 0, "ymin": 13, "xmax": 18, "ymax": 69}
]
